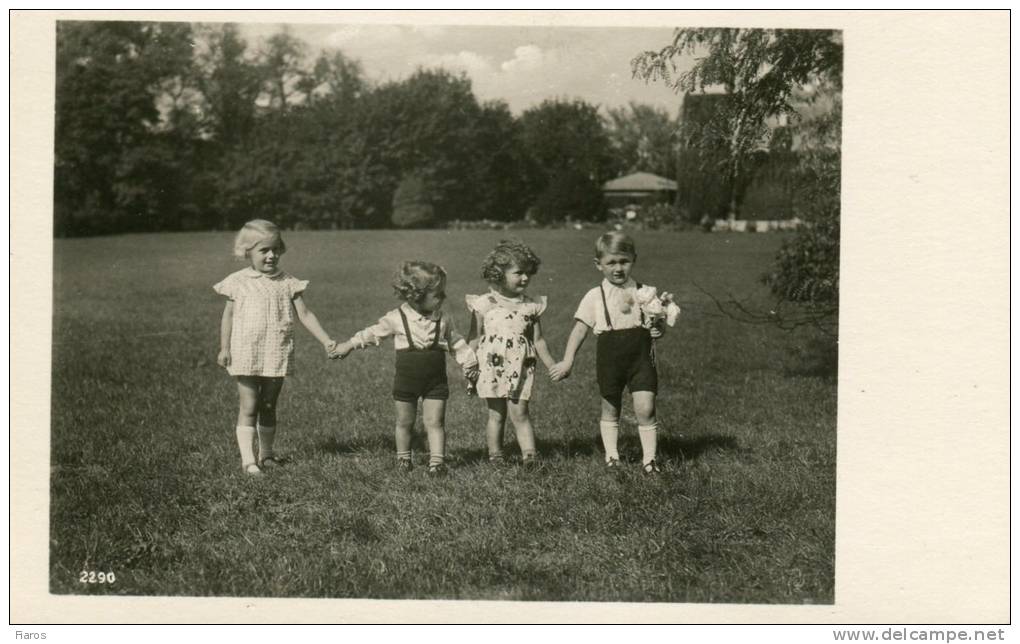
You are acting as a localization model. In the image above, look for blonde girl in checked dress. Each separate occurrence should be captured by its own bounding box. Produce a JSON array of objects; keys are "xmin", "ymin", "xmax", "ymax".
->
[
  {"xmin": 466, "ymin": 240, "xmax": 556, "ymax": 466},
  {"xmin": 214, "ymin": 220, "xmax": 338, "ymax": 475}
]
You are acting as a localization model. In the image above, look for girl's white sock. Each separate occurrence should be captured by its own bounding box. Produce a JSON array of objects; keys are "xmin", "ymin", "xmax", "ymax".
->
[
  {"xmin": 638, "ymin": 423, "xmax": 658, "ymax": 465},
  {"xmin": 599, "ymin": 420, "xmax": 620, "ymax": 462},
  {"xmin": 257, "ymin": 424, "xmax": 276, "ymax": 461},
  {"xmin": 235, "ymin": 425, "xmax": 257, "ymax": 466}
]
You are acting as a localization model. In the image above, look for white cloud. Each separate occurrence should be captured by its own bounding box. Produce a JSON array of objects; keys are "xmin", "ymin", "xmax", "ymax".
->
[
  {"xmin": 418, "ymin": 50, "xmax": 494, "ymax": 76},
  {"xmin": 500, "ymin": 44, "xmax": 546, "ymax": 73}
]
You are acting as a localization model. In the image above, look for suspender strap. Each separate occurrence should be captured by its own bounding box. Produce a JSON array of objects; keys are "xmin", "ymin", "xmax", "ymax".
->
[
  {"xmin": 429, "ymin": 314, "xmax": 441, "ymax": 349},
  {"xmin": 398, "ymin": 307, "xmax": 442, "ymax": 351},
  {"xmin": 599, "ymin": 284, "xmax": 614, "ymax": 330},
  {"xmin": 636, "ymin": 283, "xmax": 645, "ymax": 326},
  {"xmin": 600, "ymin": 282, "xmax": 646, "ymax": 328},
  {"xmin": 397, "ymin": 307, "xmax": 417, "ymax": 350}
]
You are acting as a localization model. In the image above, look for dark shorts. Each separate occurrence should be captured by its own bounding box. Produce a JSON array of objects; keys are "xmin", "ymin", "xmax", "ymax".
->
[
  {"xmin": 596, "ymin": 327, "xmax": 658, "ymax": 405},
  {"xmin": 393, "ymin": 349, "xmax": 449, "ymax": 402}
]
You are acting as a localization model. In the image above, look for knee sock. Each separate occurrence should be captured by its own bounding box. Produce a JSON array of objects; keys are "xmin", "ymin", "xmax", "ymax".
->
[
  {"xmin": 395, "ymin": 424, "xmax": 412, "ymax": 461},
  {"xmin": 235, "ymin": 426, "xmax": 257, "ymax": 467},
  {"xmin": 257, "ymin": 424, "xmax": 276, "ymax": 461},
  {"xmin": 638, "ymin": 423, "xmax": 658, "ymax": 465},
  {"xmin": 600, "ymin": 420, "xmax": 620, "ymax": 462},
  {"xmin": 427, "ymin": 425, "xmax": 445, "ymax": 466}
]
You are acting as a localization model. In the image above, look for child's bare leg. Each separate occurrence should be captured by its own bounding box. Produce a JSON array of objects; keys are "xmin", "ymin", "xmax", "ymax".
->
[
  {"xmin": 235, "ymin": 377, "xmax": 260, "ymax": 471},
  {"xmin": 485, "ymin": 398, "xmax": 508, "ymax": 460},
  {"xmin": 422, "ymin": 399, "xmax": 447, "ymax": 467},
  {"xmin": 507, "ymin": 399, "xmax": 537, "ymax": 460},
  {"xmin": 599, "ymin": 396, "xmax": 623, "ymax": 463},
  {"xmin": 632, "ymin": 391, "xmax": 658, "ymax": 467},
  {"xmin": 256, "ymin": 377, "xmax": 284, "ymax": 464},
  {"xmin": 394, "ymin": 400, "xmax": 417, "ymax": 462}
]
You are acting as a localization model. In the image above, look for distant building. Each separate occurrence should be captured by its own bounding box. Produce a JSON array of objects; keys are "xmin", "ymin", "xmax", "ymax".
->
[{"xmin": 601, "ymin": 172, "xmax": 678, "ymax": 210}]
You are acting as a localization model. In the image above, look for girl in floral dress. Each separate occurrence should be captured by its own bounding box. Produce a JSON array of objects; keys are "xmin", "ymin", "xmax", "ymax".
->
[{"xmin": 466, "ymin": 240, "xmax": 556, "ymax": 465}]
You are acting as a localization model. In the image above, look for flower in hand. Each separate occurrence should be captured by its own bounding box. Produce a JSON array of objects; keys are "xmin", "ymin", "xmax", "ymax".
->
[{"xmin": 635, "ymin": 286, "xmax": 681, "ymax": 329}]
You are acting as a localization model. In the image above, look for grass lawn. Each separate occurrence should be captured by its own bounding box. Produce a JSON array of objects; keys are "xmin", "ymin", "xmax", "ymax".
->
[{"xmin": 50, "ymin": 229, "xmax": 836, "ymax": 603}]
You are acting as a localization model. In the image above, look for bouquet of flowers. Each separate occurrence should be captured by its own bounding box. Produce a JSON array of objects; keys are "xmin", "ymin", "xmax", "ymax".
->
[{"xmin": 635, "ymin": 285, "xmax": 681, "ymax": 329}]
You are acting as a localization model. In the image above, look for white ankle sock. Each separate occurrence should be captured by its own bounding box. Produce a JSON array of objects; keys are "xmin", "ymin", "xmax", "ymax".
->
[
  {"xmin": 638, "ymin": 423, "xmax": 658, "ymax": 465},
  {"xmin": 600, "ymin": 420, "xmax": 620, "ymax": 462},
  {"xmin": 235, "ymin": 426, "xmax": 257, "ymax": 466},
  {"xmin": 257, "ymin": 424, "xmax": 276, "ymax": 461}
]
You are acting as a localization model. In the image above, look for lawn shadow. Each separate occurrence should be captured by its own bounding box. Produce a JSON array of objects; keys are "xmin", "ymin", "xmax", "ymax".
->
[
  {"xmin": 657, "ymin": 432, "xmax": 740, "ymax": 462},
  {"xmin": 534, "ymin": 431, "xmax": 740, "ymax": 463},
  {"xmin": 784, "ymin": 335, "xmax": 839, "ymax": 380},
  {"xmin": 317, "ymin": 433, "xmax": 394, "ymax": 455}
]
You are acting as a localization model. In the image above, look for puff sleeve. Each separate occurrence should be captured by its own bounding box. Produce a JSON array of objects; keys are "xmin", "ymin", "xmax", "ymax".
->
[
  {"xmin": 528, "ymin": 295, "xmax": 548, "ymax": 318},
  {"xmin": 213, "ymin": 274, "xmax": 237, "ymax": 299},
  {"xmin": 465, "ymin": 293, "xmax": 495, "ymax": 315},
  {"xmin": 287, "ymin": 275, "xmax": 309, "ymax": 298}
]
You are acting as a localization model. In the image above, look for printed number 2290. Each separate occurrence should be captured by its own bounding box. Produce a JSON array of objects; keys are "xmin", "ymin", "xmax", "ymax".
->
[{"xmin": 79, "ymin": 571, "xmax": 116, "ymax": 584}]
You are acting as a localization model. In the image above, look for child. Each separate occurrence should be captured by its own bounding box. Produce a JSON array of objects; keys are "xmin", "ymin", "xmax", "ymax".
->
[
  {"xmin": 331, "ymin": 261, "xmax": 478, "ymax": 476},
  {"xmin": 466, "ymin": 240, "xmax": 556, "ymax": 466},
  {"xmin": 214, "ymin": 219, "xmax": 338, "ymax": 476},
  {"xmin": 550, "ymin": 231, "xmax": 677, "ymax": 475}
]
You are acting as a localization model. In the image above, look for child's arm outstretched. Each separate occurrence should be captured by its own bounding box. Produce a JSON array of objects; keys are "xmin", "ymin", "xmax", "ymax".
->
[
  {"xmin": 549, "ymin": 320, "xmax": 591, "ymax": 381},
  {"xmin": 293, "ymin": 294, "xmax": 337, "ymax": 354},
  {"xmin": 330, "ymin": 314, "xmax": 396, "ymax": 360},
  {"xmin": 217, "ymin": 300, "xmax": 234, "ymax": 368}
]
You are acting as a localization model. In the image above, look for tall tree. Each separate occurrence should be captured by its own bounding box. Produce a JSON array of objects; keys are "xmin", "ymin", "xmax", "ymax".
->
[
  {"xmin": 518, "ymin": 99, "xmax": 615, "ymax": 222},
  {"xmin": 257, "ymin": 28, "xmax": 311, "ymax": 110},
  {"xmin": 633, "ymin": 28, "xmax": 842, "ymax": 217},
  {"xmin": 55, "ymin": 21, "xmax": 196, "ymax": 235},
  {"xmin": 635, "ymin": 28, "xmax": 842, "ymax": 332},
  {"xmin": 605, "ymin": 102, "xmax": 679, "ymax": 179},
  {"xmin": 193, "ymin": 23, "xmax": 261, "ymax": 145}
]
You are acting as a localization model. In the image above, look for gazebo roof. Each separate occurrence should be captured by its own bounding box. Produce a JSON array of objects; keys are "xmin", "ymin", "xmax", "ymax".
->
[{"xmin": 602, "ymin": 172, "xmax": 678, "ymax": 192}]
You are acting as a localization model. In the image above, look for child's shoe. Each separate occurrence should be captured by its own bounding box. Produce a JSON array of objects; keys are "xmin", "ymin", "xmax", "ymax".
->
[
  {"xmin": 605, "ymin": 457, "xmax": 622, "ymax": 469},
  {"xmin": 396, "ymin": 458, "xmax": 413, "ymax": 472},
  {"xmin": 642, "ymin": 459, "xmax": 662, "ymax": 476},
  {"xmin": 243, "ymin": 463, "xmax": 263, "ymax": 476},
  {"xmin": 488, "ymin": 454, "xmax": 506, "ymax": 467},
  {"xmin": 521, "ymin": 454, "xmax": 539, "ymax": 469},
  {"xmin": 427, "ymin": 462, "xmax": 448, "ymax": 477},
  {"xmin": 260, "ymin": 457, "xmax": 281, "ymax": 469}
]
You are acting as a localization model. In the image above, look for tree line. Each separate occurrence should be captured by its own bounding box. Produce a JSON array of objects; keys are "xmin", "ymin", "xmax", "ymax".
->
[{"xmin": 54, "ymin": 22, "xmax": 682, "ymax": 237}]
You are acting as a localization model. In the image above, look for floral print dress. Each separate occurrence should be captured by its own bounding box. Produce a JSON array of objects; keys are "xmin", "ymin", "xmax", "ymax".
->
[{"xmin": 466, "ymin": 291, "xmax": 548, "ymax": 401}]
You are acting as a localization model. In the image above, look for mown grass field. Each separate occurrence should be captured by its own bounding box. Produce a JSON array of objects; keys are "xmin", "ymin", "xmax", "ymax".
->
[{"xmin": 50, "ymin": 229, "xmax": 836, "ymax": 603}]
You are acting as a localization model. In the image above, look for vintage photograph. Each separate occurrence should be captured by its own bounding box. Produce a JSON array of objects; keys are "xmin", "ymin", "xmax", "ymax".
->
[{"xmin": 46, "ymin": 16, "xmax": 843, "ymax": 603}]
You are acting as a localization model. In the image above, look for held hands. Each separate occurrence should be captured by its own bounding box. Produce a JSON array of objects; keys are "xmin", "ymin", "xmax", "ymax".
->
[
  {"xmin": 217, "ymin": 348, "xmax": 231, "ymax": 368},
  {"xmin": 548, "ymin": 361, "xmax": 572, "ymax": 382},
  {"xmin": 327, "ymin": 340, "xmax": 354, "ymax": 360},
  {"xmin": 463, "ymin": 363, "xmax": 480, "ymax": 382}
]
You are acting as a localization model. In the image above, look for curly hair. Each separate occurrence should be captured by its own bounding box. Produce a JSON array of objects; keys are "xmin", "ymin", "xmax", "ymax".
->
[
  {"xmin": 233, "ymin": 219, "xmax": 286, "ymax": 259},
  {"xmin": 480, "ymin": 239, "xmax": 541, "ymax": 285},
  {"xmin": 392, "ymin": 260, "xmax": 447, "ymax": 303},
  {"xmin": 594, "ymin": 231, "xmax": 637, "ymax": 259}
]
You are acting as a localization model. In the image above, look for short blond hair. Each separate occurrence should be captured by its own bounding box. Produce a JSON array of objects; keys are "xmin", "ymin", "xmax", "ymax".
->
[
  {"xmin": 233, "ymin": 219, "xmax": 286, "ymax": 259},
  {"xmin": 594, "ymin": 231, "xmax": 636, "ymax": 259}
]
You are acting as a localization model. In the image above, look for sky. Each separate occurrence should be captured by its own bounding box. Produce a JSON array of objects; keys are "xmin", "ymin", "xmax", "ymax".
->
[{"xmin": 238, "ymin": 22, "xmax": 696, "ymax": 116}]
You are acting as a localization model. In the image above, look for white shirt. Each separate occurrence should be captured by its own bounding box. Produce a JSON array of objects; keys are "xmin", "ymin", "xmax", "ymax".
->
[
  {"xmin": 349, "ymin": 304, "xmax": 477, "ymax": 368},
  {"xmin": 573, "ymin": 278, "xmax": 654, "ymax": 335}
]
